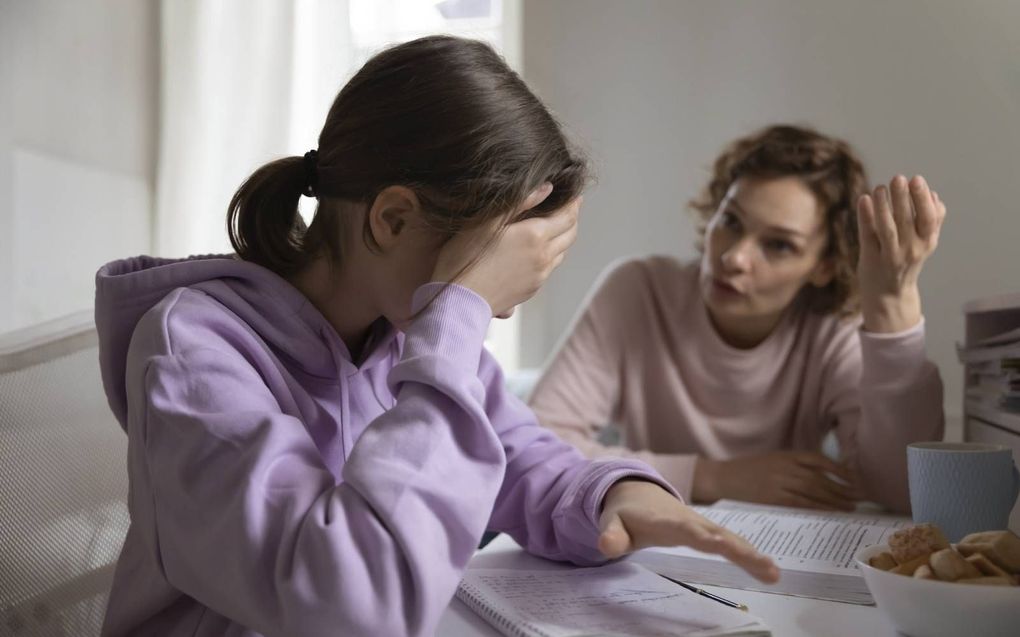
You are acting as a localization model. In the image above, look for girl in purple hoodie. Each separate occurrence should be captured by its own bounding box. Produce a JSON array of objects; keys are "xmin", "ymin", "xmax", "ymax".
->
[{"xmin": 95, "ymin": 36, "xmax": 777, "ymax": 637}]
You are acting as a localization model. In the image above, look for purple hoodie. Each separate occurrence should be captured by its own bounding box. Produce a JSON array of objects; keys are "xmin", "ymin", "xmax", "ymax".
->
[{"xmin": 94, "ymin": 255, "xmax": 670, "ymax": 637}]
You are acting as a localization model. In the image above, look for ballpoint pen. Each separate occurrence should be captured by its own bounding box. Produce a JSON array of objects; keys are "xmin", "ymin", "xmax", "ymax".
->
[{"xmin": 658, "ymin": 573, "xmax": 749, "ymax": 612}]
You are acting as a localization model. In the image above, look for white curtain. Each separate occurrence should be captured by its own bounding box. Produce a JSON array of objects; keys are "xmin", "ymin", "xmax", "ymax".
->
[
  {"xmin": 154, "ymin": 0, "xmax": 526, "ymax": 372},
  {"xmin": 156, "ymin": 0, "xmax": 351, "ymax": 257}
]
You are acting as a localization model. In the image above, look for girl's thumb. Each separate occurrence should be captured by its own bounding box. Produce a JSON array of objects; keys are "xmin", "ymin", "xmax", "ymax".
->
[{"xmin": 597, "ymin": 514, "xmax": 632, "ymax": 559}]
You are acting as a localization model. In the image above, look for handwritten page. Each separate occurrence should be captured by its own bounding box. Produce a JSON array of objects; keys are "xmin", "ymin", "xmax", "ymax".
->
[{"xmin": 458, "ymin": 562, "xmax": 769, "ymax": 637}]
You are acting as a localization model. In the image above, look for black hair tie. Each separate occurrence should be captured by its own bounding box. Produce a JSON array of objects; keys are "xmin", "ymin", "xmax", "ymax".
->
[{"xmin": 302, "ymin": 149, "xmax": 319, "ymax": 197}]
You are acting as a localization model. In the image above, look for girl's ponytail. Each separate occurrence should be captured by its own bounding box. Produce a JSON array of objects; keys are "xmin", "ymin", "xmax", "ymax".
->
[{"xmin": 227, "ymin": 156, "xmax": 310, "ymax": 275}]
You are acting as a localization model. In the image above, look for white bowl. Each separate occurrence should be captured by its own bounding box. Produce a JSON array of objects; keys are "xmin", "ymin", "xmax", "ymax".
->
[{"xmin": 855, "ymin": 544, "xmax": 1020, "ymax": 637}]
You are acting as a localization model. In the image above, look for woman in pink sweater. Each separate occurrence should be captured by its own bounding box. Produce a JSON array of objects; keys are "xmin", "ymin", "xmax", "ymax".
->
[{"xmin": 529, "ymin": 125, "xmax": 946, "ymax": 514}]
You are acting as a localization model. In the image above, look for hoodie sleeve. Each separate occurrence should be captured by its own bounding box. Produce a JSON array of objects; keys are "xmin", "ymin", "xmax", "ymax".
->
[
  {"xmin": 480, "ymin": 351, "xmax": 677, "ymax": 565},
  {"xmin": 129, "ymin": 284, "xmax": 507, "ymax": 637},
  {"xmin": 822, "ymin": 319, "xmax": 945, "ymax": 513}
]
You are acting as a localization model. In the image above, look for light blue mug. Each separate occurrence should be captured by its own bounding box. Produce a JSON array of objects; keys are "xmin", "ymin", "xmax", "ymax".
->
[{"xmin": 907, "ymin": 442, "xmax": 1020, "ymax": 542}]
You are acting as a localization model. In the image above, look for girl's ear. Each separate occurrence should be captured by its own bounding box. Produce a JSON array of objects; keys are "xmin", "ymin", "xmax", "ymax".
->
[
  {"xmin": 809, "ymin": 256, "xmax": 836, "ymax": 288},
  {"xmin": 367, "ymin": 186, "xmax": 421, "ymax": 251}
]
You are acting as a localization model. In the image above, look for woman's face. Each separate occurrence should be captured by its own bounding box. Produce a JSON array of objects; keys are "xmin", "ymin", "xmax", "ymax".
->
[{"xmin": 699, "ymin": 176, "xmax": 832, "ymax": 340}]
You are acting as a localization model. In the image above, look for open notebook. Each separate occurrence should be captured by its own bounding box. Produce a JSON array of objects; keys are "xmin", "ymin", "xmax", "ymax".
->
[
  {"xmin": 457, "ymin": 561, "xmax": 770, "ymax": 637},
  {"xmin": 631, "ymin": 500, "xmax": 910, "ymax": 604}
]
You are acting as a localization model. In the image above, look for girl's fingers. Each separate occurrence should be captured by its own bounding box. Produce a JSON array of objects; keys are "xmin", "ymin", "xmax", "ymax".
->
[
  {"xmin": 518, "ymin": 182, "xmax": 554, "ymax": 213},
  {"xmin": 687, "ymin": 526, "xmax": 778, "ymax": 584},
  {"xmin": 909, "ymin": 175, "xmax": 939, "ymax": 241},
  {"xmin": 521, "ymin": 198, "xmax": 578, "ymax": 244},
  {"xmin": 544, "ymin": 197, "xmax": 582, "ymax": 239},
  {"xmin": 618, "ymin": 508, "xmax": 778, "ymax": 583},
  {"xmin": 871, "ymin": 185, "xmax": 898, "ymax": 255},
  {"xmin": 597, "ymin": 514, "xmax": 632, "ymax": 559},
  {"xmin": 546, "ymin": 215, "xmax": 579, "ymax": 258},
  {"xmin": 668, "ymin": 518, "xmax": 776, "ymax": 582},
  {"xmin": 545, "ymin": 251, "xmax": 566, "ymax": 277},
  {"xmin": 889, "ymin": 176, "xmax": 915, "ymax": 249}
]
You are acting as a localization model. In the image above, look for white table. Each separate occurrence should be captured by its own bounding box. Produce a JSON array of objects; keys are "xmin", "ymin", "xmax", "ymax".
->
[{"xmin": 436, "ymin": 534, "xmax": 901, "ymax": 637}]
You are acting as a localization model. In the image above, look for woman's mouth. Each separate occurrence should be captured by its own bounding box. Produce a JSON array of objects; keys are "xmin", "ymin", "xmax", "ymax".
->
[{"xmin": 712, "ymin": 278, "xmax": 744, "ymax": 296}]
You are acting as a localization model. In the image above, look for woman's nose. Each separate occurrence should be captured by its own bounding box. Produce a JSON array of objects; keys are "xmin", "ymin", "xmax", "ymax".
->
[{"xmin": 720, "ymin": 239, "xmax": 754, "ymax": 272}]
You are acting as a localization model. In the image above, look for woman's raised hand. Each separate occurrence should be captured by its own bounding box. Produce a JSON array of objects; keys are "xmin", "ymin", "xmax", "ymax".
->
[
  {"xmin": 856, "ymin": 175, "xmax": 947, "ymax": 333},
  {"xmin": 433, "ymin": 184, "xmax": 581, "ymax": 318},
  {"xmin": 598, "ymin": 479, "xmax": 780, "ymax": 583}
]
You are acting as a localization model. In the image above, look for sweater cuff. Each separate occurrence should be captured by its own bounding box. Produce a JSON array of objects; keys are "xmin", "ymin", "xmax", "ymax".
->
[
  {"xmin": 404, "ymin": 283, "xmax": 492, "ymax": 372},
  {"xmin": 399, "ymin": 281, "xmax": 491, "ymax": 373},
  {"xmin": 859, "ymin": 317, "xmax": 929, "ymax": 390},
  {"xmin": 580, "ymin": 458, "xmax": 682, "ymax": 533}
]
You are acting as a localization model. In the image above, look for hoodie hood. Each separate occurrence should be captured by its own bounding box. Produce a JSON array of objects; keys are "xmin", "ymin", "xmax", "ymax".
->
[{"xmin": 94, "ymin": 254, "xmax": 395, "ymax": 431}]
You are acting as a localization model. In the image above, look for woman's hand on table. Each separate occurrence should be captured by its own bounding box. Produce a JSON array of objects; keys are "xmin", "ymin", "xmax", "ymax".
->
[
  {"xmin": 692, "ymin": 451, "xmax": 863, "ymax": 511},
  {"xmin": 598, "ymin": 479, "xmax": 780, "ymax": 584}
]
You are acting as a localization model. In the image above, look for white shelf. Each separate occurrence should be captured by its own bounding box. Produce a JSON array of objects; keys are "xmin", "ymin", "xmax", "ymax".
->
[
  {"xmin": 963, "ymin": 292, "xmax": 1020, "ymax": 315},
  {"xmin": 965, "ymin": 401, "xmax": 1020, "ymax": 436}
]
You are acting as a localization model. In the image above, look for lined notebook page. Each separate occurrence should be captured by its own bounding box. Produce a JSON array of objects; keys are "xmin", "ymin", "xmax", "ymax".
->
[{"xmin": 456, "ymin": 562, "xmax": 769, "ymax": 637}]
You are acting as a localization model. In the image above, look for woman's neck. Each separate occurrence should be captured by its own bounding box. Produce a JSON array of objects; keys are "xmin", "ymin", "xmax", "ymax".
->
[{"xmin": 706, "ymin": 307, "xmax": 785, "ymax": 350}]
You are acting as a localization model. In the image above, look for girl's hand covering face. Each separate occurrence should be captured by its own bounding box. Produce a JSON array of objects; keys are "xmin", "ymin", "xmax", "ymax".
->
[
  {"xmin": 432, "ymin": 184, "xmax": 581, "ymax": 318},
  {"xmin": 855, "ymin": 175, "xmax": 947, "ymax": 333},
  {"xmin": 598, "ymin": 479, "xmax": 780, "ymax": 584}
]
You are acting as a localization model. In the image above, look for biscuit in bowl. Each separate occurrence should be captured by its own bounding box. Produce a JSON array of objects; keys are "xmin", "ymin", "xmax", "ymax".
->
[{"xmin": 856, "ymin": 532, "xmax": 1020, "ymax": 637}]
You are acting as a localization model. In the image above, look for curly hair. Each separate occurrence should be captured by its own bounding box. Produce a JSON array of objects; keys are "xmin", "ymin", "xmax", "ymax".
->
[{"xmin": 689, "ymin": 124, "xmax": 868, "ymax": 316}]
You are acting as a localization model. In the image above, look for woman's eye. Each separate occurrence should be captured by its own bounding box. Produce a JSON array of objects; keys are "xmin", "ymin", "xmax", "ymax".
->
[
  {"xmin": 720, "ymin": 211, "xmax": 740, "ymax": 230},
  {"xmin": 764, "ymin": 239, "xmax": 795, "ymax": 254}
]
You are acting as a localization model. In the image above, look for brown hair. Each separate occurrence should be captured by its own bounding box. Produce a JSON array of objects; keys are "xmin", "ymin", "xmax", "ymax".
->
[
  {"xmin": 689, "ymin": 124, "xmax": 868, "ymax": 316},
  {"xmin": 228, "ymin": 36, "xmax": 589, "ymax": 275}
]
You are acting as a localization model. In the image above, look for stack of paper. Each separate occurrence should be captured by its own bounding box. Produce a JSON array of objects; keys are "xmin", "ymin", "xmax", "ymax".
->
[{"xmin": 959, "ymin": 327, "xmax": 1020, "ymax": 413}]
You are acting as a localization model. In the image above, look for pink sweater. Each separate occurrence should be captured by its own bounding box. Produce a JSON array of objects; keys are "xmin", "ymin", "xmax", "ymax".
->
[{"xmin": 529, "ymin": 256, "xmax": 945, "ymax": 512}]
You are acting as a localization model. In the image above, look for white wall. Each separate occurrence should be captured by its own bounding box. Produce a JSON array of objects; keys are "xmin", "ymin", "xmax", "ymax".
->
[
  {"xmin": 0, "ymin": 0, "xmax": 158, "ymax": 332},
  {"xmin": 520, "ymin": 0, "xmax": 1020, "ymax": 424}
]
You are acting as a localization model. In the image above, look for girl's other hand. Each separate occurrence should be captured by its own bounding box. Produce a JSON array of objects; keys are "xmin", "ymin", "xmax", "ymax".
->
[
  {"xmin": 856, "ymin": 175, "xmax": 947, "ymax": 333},
  {"xmin": 598, "ymin": 479, "xmax": 780, "ymax": 584},
  {"xmin": 433, "ymin": 184, "xmax": 581, "ymax": 317},
  {"xmin": 692, "ymin": 451, "xmax": 863, "ymax": 511}
]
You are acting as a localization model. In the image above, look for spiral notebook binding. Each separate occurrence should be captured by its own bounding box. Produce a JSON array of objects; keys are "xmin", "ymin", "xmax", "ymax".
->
[{"xmin": 456, "ymin": 581, "xmax": 555, "ymax": 637}]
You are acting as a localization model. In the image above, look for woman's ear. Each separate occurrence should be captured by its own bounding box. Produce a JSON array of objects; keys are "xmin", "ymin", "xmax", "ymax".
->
[
  {"xmin": 809, "ymin": 257, "xmax": 836, "ymax": 288},
  {"xmin": 367, "ymin": 186, "xmax": 421, "ymax": 251}
]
